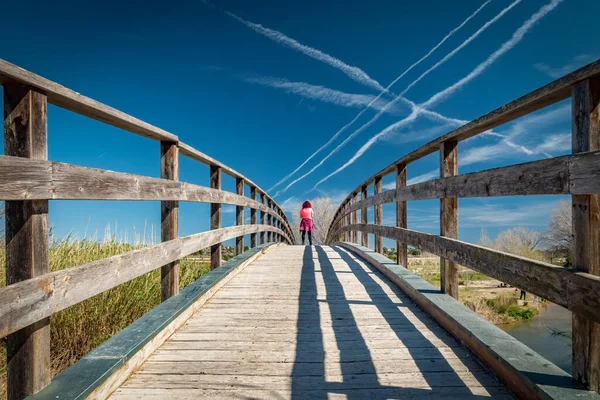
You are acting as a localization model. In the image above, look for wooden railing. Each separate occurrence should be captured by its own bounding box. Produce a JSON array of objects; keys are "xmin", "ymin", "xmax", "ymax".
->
[
  {"xmin": 0, "ymin": 58, "xmax": 293, "ymax": 399},
  {"xmin": 327, "ymin": 59, "xmax": 600, "ymax": 392}
]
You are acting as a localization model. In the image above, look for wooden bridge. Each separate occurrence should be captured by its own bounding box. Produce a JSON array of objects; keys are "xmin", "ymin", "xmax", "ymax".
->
[{"xmin": 0, "ymin": 57, "xmax": 599, "ymax": 400}]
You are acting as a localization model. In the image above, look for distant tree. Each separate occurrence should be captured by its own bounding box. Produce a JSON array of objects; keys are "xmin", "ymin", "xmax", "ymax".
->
[
  {"xmin": 244, "ymin": 246, "xmax": 249, "ymax": 252},
  {"xmin": 542, "ymin": 200, "xmax": 572, "ymax": 262},
  {"xmin": 408, "ymin": 247, "xmax": 421, "ymax": 256},
  {"xmin": 480, "ymin": 227, "xmax": 543, "ymax": 260}
]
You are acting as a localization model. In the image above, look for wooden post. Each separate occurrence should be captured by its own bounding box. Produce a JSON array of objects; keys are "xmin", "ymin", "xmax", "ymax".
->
[
  {"xmin": 571, "ymin": 78, "xmax": 600, "ymax": 391},
  {"xmin": 160, "ymin": 142, "xmax": 179, "ymax": 301},
  {"xmin": 361, "ymin": 186, "xmax": 368, "ymax": 247},
  {"xmin": 4, "ymin": 85, "xmax": 51, "ymax": 399},
  {"xmin": 440, "ymin": 140, "xmax": 459, "ymax": 298},
  {"xmin": 344, "ymin": 201, "xmax": 350, "ymax": 242},
  {"xmin": 250, "ymin": 187, "xmax": 257, "ymax": 248},
  {"xmin": 374, "ymin": 176, "xmax": 383, "ymax": 253},
  {"xmin": 260, "ymin": 193, "xmax": 266, "ymax": 245},
  {"xmin": 350, "ymin": 194, "xmax": 357, "ymax": 243},
  {"xmin": 236, "ymin": 178, "xmax": 244, "ymax": 255},
  {"xmin": 267, "ymin": 200, "xmax": 272, "ymax": 243},
  {"xmin": 210, "ymin": 165, "xmax": 222, "ymax": 269},
  {"xmin": 396, "ymin": 164, "xmax": 408, "ymax": 267}
]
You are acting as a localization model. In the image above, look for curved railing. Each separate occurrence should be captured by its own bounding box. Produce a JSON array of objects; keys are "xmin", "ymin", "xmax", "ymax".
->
[
  {"xmin": 0, "ymin": 58, "xmax": 293, "ymax": 398},
  {"xmin": 327, "ymin": 59, "xmax": 600, "ymax": 390}
]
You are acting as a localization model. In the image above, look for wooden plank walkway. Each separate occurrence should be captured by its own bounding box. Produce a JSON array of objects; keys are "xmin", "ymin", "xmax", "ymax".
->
[{"xmin": 110, "ymin": 245, "xmax": 513, "ymax": 399}]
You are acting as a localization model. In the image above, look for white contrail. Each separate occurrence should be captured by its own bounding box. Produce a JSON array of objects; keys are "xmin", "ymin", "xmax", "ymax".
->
[
  {"xmin": 267, "ymin": 0, "xmax": 491, "ymax": 192},
  {"xmin": 313, "ymin": 0, "xmax": 563, "ymax": 189},
  {"xmin": 279, "ymin": 0, "xmax": 520, "ymax": 194},
  {"xmin": 423, "ymin": 0, "xmax": 564, "ymax": 108},
  {"xmin": 226, "ymin": 11, "xmax": 386, "ymax": 92}
]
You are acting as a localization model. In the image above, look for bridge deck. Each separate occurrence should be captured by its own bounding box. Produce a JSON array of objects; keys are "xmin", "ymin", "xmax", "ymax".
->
[{"xmin": 110, "ymin": 245, "xmax": 513, "ymax": 399}]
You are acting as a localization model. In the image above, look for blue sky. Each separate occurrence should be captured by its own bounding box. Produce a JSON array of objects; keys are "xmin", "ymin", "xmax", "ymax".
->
[{"xmin": 1, "ymin": 0, "xmax": 598, "ymax": 246}]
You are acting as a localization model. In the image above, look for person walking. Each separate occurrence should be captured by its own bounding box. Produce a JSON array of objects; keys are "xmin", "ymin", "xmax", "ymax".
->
[{"xmin": 299, "ymin": 200, "xmax": 314, "ymax": 246}]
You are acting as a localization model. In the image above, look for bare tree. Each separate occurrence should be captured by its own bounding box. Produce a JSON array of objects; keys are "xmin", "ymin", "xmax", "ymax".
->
[
  {"xmin": 543, "ymin": 200, "xmax": 571, "ymax": 254},
  {"xmin": 291, "ymin": 197, "xmax": 337, "ymax": 245},
  {"xmin": 479, "ymin": 226, "xmax": 543, "ymax": 260}
]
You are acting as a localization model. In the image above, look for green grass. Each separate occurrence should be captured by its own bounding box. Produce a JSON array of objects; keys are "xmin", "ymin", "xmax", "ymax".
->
[{"xmin": 0, "ymin": 238, "xmax": 211, "ymax": 400}]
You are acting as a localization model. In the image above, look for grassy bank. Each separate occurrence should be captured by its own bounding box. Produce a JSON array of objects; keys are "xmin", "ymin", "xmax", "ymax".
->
[
  {"xmin": 407, "ymin": 257, "xmax": 541, "ymax": 325},
  {"xmin": 0, "ymin": 239, "xmax": 210, "ymax": 400}
]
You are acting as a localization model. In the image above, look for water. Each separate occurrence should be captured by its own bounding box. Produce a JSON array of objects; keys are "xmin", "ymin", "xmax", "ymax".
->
[{"xmin": 499, "ymin": 303, "xmax": 572, "ymax": 373}]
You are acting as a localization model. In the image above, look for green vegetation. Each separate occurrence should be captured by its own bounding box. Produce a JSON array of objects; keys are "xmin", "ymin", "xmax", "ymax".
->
[{"xmin": 0, "ymin": 238, "xmax": 210, "ymax": 400}]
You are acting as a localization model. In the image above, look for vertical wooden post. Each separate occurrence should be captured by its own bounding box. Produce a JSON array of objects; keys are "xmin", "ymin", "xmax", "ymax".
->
[
  {"xmin": 344, "ymin": 201, "xmax": 350, "ymax": 242},
  {"xmin": 267, "ymin": 200, "xmax": 273, "ymax": 243},
  {"xmin": 260, "ymin": 192, "xmax": 266, "ymax": 245},
  {"xmin": 361, "ymin": 186, "xmax": 368, "ymax": 247},
  {"xmin": 160, "ymin": 142, "xmax": 179, "ymax": 301},
  {"xmin": 350, "ymin": 194, "xmax": 357, "ymax": 243},
  {"xmin": 374, "ymin": 176, "xmax": 383, "ymax": 253},
  {"xmin": 571, "ymin": 78, "xmax": 600, "ymax": 391},
  {"xmin": 396, "ymin": 164, "xmax": 408, "ymax": 267},
  {"xmin": 236, "ymin": 178, "xmax": 244, "ymax": 255},
  {"xmin": 4, "ymin": 85, "xmax": 51, "ymax": 399},
  {"xmin": 440, "ymin": 140, "xmax": 459, "ymax": 298},
  {"xmin": 210, "ymin": 165, "xmax": 222, "ymax": 269},
  {"xmin": 250, "ymin": 187, "xmax": 257, "ymax": 248}
]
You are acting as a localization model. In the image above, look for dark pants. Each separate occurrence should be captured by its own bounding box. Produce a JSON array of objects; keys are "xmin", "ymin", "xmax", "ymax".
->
[
  {"xmin": 301, "ymin": 230, "xmax": 312, "ymax": 245},
  {"xmin": 520, "ymin": 290, "xmax": 526, "ymax": 300}
]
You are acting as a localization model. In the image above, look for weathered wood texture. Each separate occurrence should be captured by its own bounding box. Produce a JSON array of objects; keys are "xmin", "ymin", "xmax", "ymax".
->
[
  {"xmin": 0, "ymin": 156, "xmax": 289, "ymax": 226},
  {"xmin": 329, "ymin": 150, "xmax": 600, "ymax": 230},
  {"xmin": 250, "ymin": 187, "xmax": 257, "ymax": 248},
  {"xmin": 210, "ymin": 166, "xmax": 222, "ymax": 269},
  {"xmin": 267, "ymin": 200, "xmax": 272, "ymax": 243},
  {"xmin": 0, "ymin": 225, "xmax": 285, "ymax": 340},
  {"xmin": 161, "ymin": 142, "xmax": 179, "ymax": 301},
  {"xmin": 571, "ymin": 78, "xmax": 600, "ymax": 390},
  {"xmin": 331, "ymin": 58, "xmax": 600, "ymax": 207},
  {"xmin": 396, "ymin": 164, "xmax": 408, "ymax": 268},
  {"xmin": 440, "ymin": 140, "xmax": 458, "ymax": 299},
  {"xmin": 236, "ymin": 178, "xmax": 244, "ymax": 255},
  {"xmin": 260, "ymin": 193, "xmax": 266, "ymax": 245},
  {"xmin": 374, "ymin": 177, "xmax": 382, "ymax": 254},
  {"xmin": 335, "ymin": 223, "xmax": 600, "ymax": 326},
  {"xmin": 361, "ymin": 186, "xmax": 368, "ymax": 247},
  {"xmin": 111, "ymin": 246, "xmax": 511, "ymax": 400},
  {"xmin": 4, "ymin": 85, "xmax": 51, "ymax": 400}
]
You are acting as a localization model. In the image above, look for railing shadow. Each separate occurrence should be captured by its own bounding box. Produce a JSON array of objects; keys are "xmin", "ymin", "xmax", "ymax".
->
[{"xmin": 291, "ymin": 245, "xmax": 506, "ymax": 399}]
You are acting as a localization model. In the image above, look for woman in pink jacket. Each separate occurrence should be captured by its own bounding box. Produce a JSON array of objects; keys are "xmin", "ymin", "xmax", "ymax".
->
[{"xmin": 299, "ymin": 200, "xmax": 314, "ymax": 245}]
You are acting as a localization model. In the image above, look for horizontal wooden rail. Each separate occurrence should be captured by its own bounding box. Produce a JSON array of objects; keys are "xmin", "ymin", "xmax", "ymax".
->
[
  {"xmin": 0, "ymin": 224, "xmax": 285, "ymax": 339},
  {"xmin": 0, "ymin": 155, "xmax": 291, "ymax": 230},
  {"xmin": 0, "ymin": 59, "xmax": 177, "ymax": 142},
  {"xmin": 335, "ymin": 59, "xmax": 600, "ymax": 206},
  {"xmin": 329, "ymin": 150, "xmax": 600, "ymax": 231},
  {"xmin": 334, "ymin": 223, "xmax": 600, "ymax": 325}
]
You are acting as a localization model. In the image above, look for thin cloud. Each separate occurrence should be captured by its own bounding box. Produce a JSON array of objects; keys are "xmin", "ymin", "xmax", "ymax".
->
[
  {"xmin": 314, "ymin": 0, "xmax": 562, "ymax": 188},
  {"xmin": 535, "ymin": 54, "xmax": 599, "ymax": 78},
  {"xmin": 225, "ymin": 11, "xmax": 386, "ymax": 92},
  {"xmin": 243, "ymin": 75, "xmax": 405, "ymax": 114},
  {"xmin": 271, "ymin": 0, "xmax": 521, "ymax": 193},
  {"xmin": 422, "ymin": 0, "xmax": 564, "ymax": 108}
]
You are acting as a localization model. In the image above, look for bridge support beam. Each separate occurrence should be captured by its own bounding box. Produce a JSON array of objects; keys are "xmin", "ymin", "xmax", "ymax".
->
[
  {"xmin": 440, "ymin": 140, "xmax": 458, "ymax": 299},
  {"xmin": 361, "ymin": 186, "xmax": 368, "ymax": 247},
  {"xmin": 396, "ymin": 164, "xmax": 408, "ymax": 267},
  {"xmin": 4, "ymin": 84, "xmax": 51, "ymax": 400},
  {"xmin": 267, "ymin": 199, "xmax": 272, "ymax": 243},
  {"xmin": 260, "ymin": 192, "xmax": 266, "ymax": 245},
  {"xmin": 571, "ymin": 78, "xmax": 600, "ymax": 392},
  {"xmin": 250, "ymin": 187, "xmax": 257, "ymax": 248},
  {"xmin": 374, "ymin": 176, "xmax": 383, "ymax": 253},
  {"xmin": 236, "ymin": 178, "xmax": 244, "ymax": 255},
  {"xmin": 210, "ymin": 165, "xmax": 222, "ymax": 269},
  {"xmin": 160, "ymin": 141, "xmax": 179, "ymax": 300}
]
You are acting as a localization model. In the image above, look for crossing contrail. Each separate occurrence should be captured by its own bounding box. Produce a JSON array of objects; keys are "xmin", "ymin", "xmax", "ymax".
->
[
  {"xmin": 267, "ymin": 0, "xmax": 491, "ymax": 192},
  {"xmin": 277, "ymin": 0, "xmax": 520, "ymax": 195},
  {"xmin": 312, "ymin": 0, "xmax": 564, "ymax": 189}
]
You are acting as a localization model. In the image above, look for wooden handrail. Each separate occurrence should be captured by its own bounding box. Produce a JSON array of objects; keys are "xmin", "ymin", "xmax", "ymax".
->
[{"xmin": 326, "ymin": 59, "xmax": 600, "ymax": 392}]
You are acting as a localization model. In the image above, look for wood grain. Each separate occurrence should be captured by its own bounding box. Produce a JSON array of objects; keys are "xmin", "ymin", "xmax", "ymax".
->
[
  {"xmin": 571, "ymin": 78, "xmax": 600, "ymax": 390},
  {"xmin": 440, "ymin": 140, "xmax": 458, "ymax": 299},
  {"xmin": 235, "ymin": 178, "xmax": 244, "ymax": 255},
  {"xmin": 160, "ymin": 142, "xmax": 179, "ymax": 301},
  {"xmin": 396, "ymin": 164, "xmax": 408, "ymax": 268},
  {"xmin": 0, "ymin": 225, "xmax": 285, "ymax": 339},
  {"xmin": 209, "ymin": 165, "xmax": 222, "ymax": 269},
  {"xmin": 361, "ymin": 186, "xmax": 368, "ymax": 247},
  {"xmin": 4, "ymin": 85, "xmax": 51, "ymax": 400},
  {"xmin": 374, "ymin": 177, "xmax": 382, "ymax": 254},
  {"xmin": 250, "ymin": 187, "xmax": 257, "ymax": 248},
  {"xmin": 334, "ymin": 223, "xmax": 600, "ymax": 326}
]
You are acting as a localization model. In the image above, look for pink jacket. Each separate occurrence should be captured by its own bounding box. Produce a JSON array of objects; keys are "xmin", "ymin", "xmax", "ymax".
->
[{"xmin": 300, "ymin": 207, "xmax": 314, "ymax": 219}]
